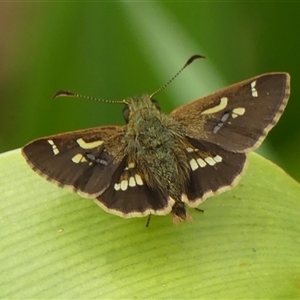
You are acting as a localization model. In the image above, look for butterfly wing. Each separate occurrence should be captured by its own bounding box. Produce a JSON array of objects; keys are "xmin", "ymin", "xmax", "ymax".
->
[
  {"xmin": 171, "ymin": 73, "xmax": 290, "ymax": 152},
  {"xmin": 22, "ymin": 126, "xmax": 126, "ymax": 198},
  {"xmin": 170, "ymin": 73, "xmax": 290, "ymax": 206},
  {"xmin": 181, "ymin": 138, "xmax": 247, "ymax": 207}
]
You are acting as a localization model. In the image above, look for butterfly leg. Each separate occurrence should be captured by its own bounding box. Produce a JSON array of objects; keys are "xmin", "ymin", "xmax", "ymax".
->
[{"xmin": 146, "ymin": 214, "xmax": 152, "ymax": 227}]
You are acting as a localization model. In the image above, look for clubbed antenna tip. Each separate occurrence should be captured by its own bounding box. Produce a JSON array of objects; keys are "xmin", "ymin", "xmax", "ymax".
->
[
  {"xmin": 150, "ymin": 54, "xmax": 205, "ymax": 98},
  {"xmin": 52, "ymin": 90, "xmax": 76, "ymax": 99},
  {"xmin": 185, "ymin": 54, "xmax": 205, "ymax": 67}
]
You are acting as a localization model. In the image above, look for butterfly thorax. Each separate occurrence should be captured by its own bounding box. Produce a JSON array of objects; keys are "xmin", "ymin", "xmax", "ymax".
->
[{"xmin": 124, "ymin": 95, "xmax": 190, "ymax": 218}]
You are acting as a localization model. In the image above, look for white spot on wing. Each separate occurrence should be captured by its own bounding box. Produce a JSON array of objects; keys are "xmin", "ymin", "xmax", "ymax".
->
[
  {"xmin": 129, "ymin": 176, "xmax": 136, "ymax": 187},
  {"xmin": 114, "ymin": 183, "xmax": 120, "ymax": 191},
  {"xmin": 214, "ymin": 155, "xmax": 222, "ymax": 163},
  {"xmin": 47, "ymin": 139, "xmax": 59, "ymax": 155},
  {"xmin": 189, "ymin": 158, "xmax": 198, "ymax": 171},
  {"xmin": 251, "ymin": 80, "xmax": 258, "ymax": 97},
  {"xmin": 197, "ymin": 158, "xmax": 206, "ymax": 168},
  {"xmin": 120, "ymin": 180, "xmax": 128, "ymax": 191},
  {"xmin": 204, "ymin": 157, "xmax": 216, "ymax": 166},
  {"xmin": 135, "ymin": 174, "xmax": 143, "ymax": 185}
]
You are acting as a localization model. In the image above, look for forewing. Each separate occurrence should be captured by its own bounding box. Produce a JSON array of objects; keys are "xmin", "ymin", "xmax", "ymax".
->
[
  {"xmin": 171, "ymin": 73, "xmax": 290, "ymax": 152},
  {"xmin": 22, "ymin": 126, "xmax": 126, "ymax": 198}
]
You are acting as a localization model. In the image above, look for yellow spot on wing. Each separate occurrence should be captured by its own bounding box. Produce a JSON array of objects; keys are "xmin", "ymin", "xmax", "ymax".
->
[
  {"xmin": 233, "ymin": 107, "xmax": 245, "ymax": 115},
  {"xmin": 201, "ymin": 97, "xmax": 228, "ymax": 115},
  {"xmin": 71, "ymin": 153, "xmax": 88, "ymax": 163},
  {"xmin": 232, "ymin": 107, "xmax": 245, "ymax": 118},
  {"xmin": 128, "ymin": 162, "xmax": 135, "ymax": 169},
  {"xmin": 76, "ymin": 138, "xmax": 104, "ymax": 149}
]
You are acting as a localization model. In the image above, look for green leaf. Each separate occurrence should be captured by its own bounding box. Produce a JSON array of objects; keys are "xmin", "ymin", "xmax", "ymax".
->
[{"xmin": 1, "ymin": 149, "xmax": 300, "ymax": 299}]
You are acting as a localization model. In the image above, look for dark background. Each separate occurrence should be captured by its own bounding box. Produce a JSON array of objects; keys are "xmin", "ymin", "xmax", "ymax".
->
[{"xmin": 1, "ymin": 2, "xmax": 299, "ymax": 181}]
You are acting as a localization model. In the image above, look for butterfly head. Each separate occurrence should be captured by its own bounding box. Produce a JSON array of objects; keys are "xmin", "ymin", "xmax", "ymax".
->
[{"xmin": 122, "ymin": 94, "xmax": 161, "ymax": 123}]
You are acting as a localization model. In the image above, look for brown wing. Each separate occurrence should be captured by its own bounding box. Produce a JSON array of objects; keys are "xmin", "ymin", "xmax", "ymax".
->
[
  {"xmin": 22, "ymin": 126, "xmax": 126, "ymax": 198},
  {"xmin": 171, "ymin": 73, "xmax": 290, "ymax": 152}
]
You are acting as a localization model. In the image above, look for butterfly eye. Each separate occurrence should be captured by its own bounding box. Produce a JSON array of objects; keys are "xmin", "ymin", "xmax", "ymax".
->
[
  {"xmin": 151, "ymin": 99, "xmax": 161, "ymax": 111},
  {"xmin": 122, "ymin": 105, "xmax": 130, "ymax": 123}
]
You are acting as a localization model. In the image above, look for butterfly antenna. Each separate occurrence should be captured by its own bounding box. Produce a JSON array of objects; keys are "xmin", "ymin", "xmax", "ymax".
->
[
  {"xmin": 52, "ymin": 90, "xmax": 124, "ymax": 104},
  {"xmin": 150, "ymin": 54, "xmax": 205, "ymax": 98}
]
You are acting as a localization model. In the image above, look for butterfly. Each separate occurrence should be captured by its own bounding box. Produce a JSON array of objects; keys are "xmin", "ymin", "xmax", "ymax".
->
[{"xmin": 22, "ymin": 55, "xmax": 290, "ymax": 225}]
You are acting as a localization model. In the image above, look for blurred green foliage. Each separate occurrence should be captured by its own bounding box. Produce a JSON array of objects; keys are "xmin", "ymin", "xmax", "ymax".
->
[{"xmin": 1, "ymin": 2, "xmax": 299, "ymax": 181}]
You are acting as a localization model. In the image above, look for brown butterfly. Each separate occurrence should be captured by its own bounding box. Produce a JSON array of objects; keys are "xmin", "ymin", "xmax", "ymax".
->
[{"xmin": 22, "ymin": 55, "xmax": 290, "ymax": 225}]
